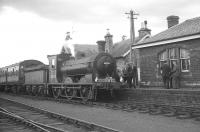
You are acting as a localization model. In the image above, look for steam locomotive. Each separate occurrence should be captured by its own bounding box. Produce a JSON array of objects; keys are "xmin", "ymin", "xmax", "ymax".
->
[{"xmin": 0, "ymin": 51, "xmax": 121, "ymax": 101}]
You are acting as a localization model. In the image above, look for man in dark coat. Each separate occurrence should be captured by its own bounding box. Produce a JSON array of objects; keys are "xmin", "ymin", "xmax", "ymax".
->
[
  {"xmin": 170, "ymin": 61, "xmax": 180, "ymax": 89},
  {"xmin": 126, "ymin": 64, "xmax": 133, "ymax": 88},
  {"xmin": 160, "ymin": 62, "xmax": 171, "ymax": 89},
  {"xmin": 132, "ymin": 65, "xmax": 137, "ymax": 88}
]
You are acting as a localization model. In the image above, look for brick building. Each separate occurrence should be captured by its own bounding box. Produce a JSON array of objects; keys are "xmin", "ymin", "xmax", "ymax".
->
[{"xmin": 133, "ymin": 16, "xmax": 200, "ymax": 88}]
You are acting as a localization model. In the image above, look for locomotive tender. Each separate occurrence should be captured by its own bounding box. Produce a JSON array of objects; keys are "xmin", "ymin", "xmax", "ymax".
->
[{"xmin": 0, "ymin": 51, "xmax": 121, "ymax": 101}]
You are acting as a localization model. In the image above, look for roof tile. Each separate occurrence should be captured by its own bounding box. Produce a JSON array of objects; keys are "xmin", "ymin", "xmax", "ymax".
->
[{"xmin": 111, "ymin": 37, "xmax": 140, "ymax": 58}]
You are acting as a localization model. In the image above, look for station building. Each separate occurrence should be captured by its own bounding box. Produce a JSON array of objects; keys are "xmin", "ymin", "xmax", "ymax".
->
[{"xmin": 133, "ymin": 16, "xmax": 200, "ymax": 88}]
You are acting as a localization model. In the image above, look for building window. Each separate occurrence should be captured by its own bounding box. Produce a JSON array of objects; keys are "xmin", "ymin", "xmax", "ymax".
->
[
  {"xmin": 158, "ymin": 48, "xmax": 190, "ymax": 72},
  {"xmin": 180, "ymin": 49, "xmax": 190, "ymax": 72},
  {"xmin": 169, "ymin": 48, "xmax": 179, "ymax": 68},
  {"xmin": 159, "ymin": 50, "xmax": 167, "ymax": 68}
]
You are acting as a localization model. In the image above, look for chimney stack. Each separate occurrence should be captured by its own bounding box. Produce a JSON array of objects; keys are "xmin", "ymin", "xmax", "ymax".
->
[
  {"xmin": 138, "ymin": 20, "xmax": 151, "ymax": 39},
  {"xmin": 167, "ymin": 15, "xmax": 179, "ymax": 28},
  {"xmin": 104, "ymin": 29, "xmax": 113, "ymax": 53},
  {"xmin": 96, "ymin": 40, "xmax": 106, "ymax": 53}
]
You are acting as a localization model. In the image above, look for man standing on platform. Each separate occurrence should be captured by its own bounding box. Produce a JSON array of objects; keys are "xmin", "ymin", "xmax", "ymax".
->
[
  {"xmin": 132, "ymin": 65, "xmax": 137, "ymax": 88},
  {"xmin": 126, "ymin": 64, "xmax": 133, "ymax": 88},
  {"xmin": 170, "ymin": 61, "xmax": 180, "ymax": 89},
  {"xmin": 160, "ymin": 62, "xmax": 171, "ymax": 89}
]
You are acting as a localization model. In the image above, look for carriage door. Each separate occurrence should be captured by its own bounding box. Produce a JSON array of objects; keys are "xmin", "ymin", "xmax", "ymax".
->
[{"xmin": 47, "ymin": 55, "xmax": 58, "ymax": 83}]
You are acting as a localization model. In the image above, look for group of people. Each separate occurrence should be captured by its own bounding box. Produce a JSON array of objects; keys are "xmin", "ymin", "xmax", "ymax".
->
[
  {"xmin": 117, "ymin": 61, "xmax": 180, "ymax": 89},
  {"xmin": 117, "ymin": 63, "xmax": 138, "ymax": 88},
  {"xmin": 160, "ymin": 61, "xmax": 180, "ymax": 89}
]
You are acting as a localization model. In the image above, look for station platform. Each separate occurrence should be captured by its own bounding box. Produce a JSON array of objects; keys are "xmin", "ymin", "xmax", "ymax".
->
[
  {"xmin": 115, "ymin": 87, "xmax": 200, "ymax": 108},
  {"xmin": 0, "ymin": 93, "xmax": 200, "ymax": 132}
]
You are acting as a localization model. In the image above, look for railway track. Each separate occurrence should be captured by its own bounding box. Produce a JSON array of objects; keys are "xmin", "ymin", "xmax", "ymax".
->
[
  {"xmin": 11, "ymin": 93, "xmax": 200, "ymax": 121},
  {"xmin": 0, "ymin": 109, "xmax": 47, "ymax": 132},
  {"xmin": 0, "ymin": 97, "xmax": 120, "ymax": 132}
]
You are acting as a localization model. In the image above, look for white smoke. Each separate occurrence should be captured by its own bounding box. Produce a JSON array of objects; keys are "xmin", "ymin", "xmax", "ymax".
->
[{"xmin": 61, "ymin": 31, "xmax": 75, "ymax": 56}]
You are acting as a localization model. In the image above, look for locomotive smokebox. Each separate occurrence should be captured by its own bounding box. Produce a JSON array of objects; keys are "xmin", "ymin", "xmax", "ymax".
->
[
  {"xmin": 96, "ymin": 40, "xmax": 106, "ymax": 53},
  {"xmin": 94, "ymin": 53, "xmax": 115, "ymax": 78}
]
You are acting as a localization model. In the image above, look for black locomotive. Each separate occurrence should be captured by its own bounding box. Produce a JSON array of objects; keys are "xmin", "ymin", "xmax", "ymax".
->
[{"xmin": 0, "ymin": 51, "xmax": 121, "ymax": 101}]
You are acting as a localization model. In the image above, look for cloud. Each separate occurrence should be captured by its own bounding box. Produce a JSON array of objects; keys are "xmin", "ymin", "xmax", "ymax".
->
[
  {"xmin": 1, "ymin": 0, "xmax": 199, "ymax": 25},
  {"xmin": 0, "ymin": 0, "xmax": 91, "ymax": 21},
  {"xmin": 0, "ymin": 0, "xmax": 124, "ymax": 23}
]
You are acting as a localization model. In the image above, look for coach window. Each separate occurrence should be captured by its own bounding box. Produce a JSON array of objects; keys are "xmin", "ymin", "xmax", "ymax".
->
[
  {"xmin": 52, "ymin": 59, "xmax": 55, "ymax": 68},
  {"xmin": 15, "ymin": 66, "xmax": 19, "ymax": 75},
  {"xmin": 7, "ymin": 68, "xmax": 10, "ymax": 75}
]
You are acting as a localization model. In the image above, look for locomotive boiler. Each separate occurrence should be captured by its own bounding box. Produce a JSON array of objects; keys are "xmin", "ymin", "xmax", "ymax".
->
[{"xmin": 59, "ymin": 52, "xmax": 116, "ymax": 83}]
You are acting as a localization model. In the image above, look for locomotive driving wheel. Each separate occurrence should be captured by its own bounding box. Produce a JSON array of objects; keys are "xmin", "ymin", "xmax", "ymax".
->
[
  {"xmin": 26, "ymin": 86, "xmax": 32, "ymax": 95},
  {"xmin": 11, "ymin": 86, "xmax": 17, "ymax": 94},
  {"xmin": 38, "ymin": 86, "xmax": 45, "ymax": 96},
  {"xmin": 32, "ymin": 86, "xmax": 38, "ymax": 96},
  {"xmin": 65, "ymin": 88, "xmax": 73, "ymax": 100},
  {"xmin": 80, "ymin": 86, "xmax": 91, "ymax": 101},
  {"xmin": 52, "ymin": 88, "xmax": 61, "ymax": 99}
]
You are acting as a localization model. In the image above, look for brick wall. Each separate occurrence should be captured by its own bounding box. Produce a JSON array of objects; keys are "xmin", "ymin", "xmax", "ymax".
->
[
  {"xmin": 138, "ymin": 38, "xmax": 200, "ymax": 88},
  {"xmin": 115, "ymin": 89, "xmax": 200, "ymax": 108}
]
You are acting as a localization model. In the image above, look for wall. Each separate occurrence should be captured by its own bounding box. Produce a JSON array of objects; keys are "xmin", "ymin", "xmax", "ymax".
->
[
  {"xmin": 115, "ymin": 89, "xmax": 200, "ymax": 108},
  {"xmin": 138, "ymin": 38, "xmax": 200, "ymax": 88}
]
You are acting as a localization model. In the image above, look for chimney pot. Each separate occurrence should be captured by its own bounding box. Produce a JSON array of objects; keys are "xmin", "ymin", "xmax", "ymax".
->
[
  {"xmin": 167, "ymin": 15, "xmax": 179, "ymax": 28},
  {"xmin": 138, "ymin": 20, "xmax": 151, "ymax": 39},
  {"xmin": 144, "ymin": 20, "xmax": 147, "ymax": 28}
]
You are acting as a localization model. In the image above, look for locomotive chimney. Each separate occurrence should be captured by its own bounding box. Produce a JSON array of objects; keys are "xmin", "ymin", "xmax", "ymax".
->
[
  {"xmin": 167, "ymin": 15, "xmax": 179, "ymax": 28},
  {"xmin": 96, "ymin": 40, "xmax": 106, "ymax": 53}
]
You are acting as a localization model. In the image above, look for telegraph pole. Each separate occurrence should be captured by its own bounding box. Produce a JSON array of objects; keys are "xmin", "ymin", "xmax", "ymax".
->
[{"xmin": 125, "ymin": 10, "xmax": 139, "ymax": 64}]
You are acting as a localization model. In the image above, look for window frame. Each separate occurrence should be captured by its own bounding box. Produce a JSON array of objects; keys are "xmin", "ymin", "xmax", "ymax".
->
[
  {"xmin": 158, "ymin": 48, "xmax": 190, "ymax": 73},
  {"xmin": 180, "ymin": 48, "xmax": 190, "ymax": 72}
]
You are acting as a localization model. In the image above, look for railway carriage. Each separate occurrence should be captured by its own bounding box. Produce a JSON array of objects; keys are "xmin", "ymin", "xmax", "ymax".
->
[{"xmin": 0, "ymin": 60, "xmax": 45, "ymax": 93}]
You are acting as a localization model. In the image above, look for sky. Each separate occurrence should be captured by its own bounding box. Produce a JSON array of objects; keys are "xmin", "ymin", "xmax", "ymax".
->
[{"xmin": 0, "ymin": 0, "xmax": 200, "ymax": 67}]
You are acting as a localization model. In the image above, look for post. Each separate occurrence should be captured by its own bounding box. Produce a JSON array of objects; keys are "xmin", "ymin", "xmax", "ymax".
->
[{"xmin": 125, "ymin": 10, "xmax": 138, "ymax": 64}]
